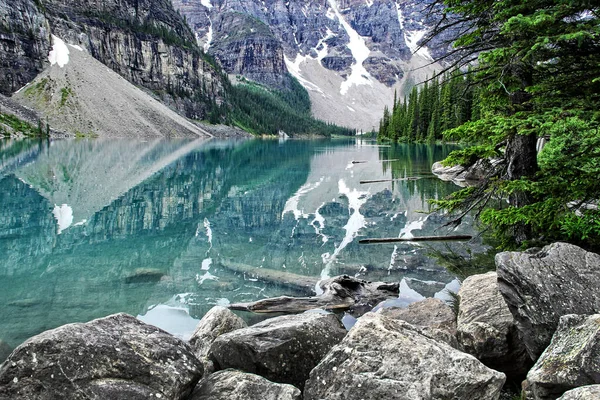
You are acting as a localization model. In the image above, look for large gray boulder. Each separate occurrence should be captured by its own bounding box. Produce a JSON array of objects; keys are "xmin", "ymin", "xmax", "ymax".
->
[
  {"xmin": 524, "ymin": 314, "xmax": 600, "ymax": 400},
  {"xmin": 190, "ymin": 369, "xmax": 301, "ymax": 400},
  {"xmin": 209, "ymin": 312, "xmax": 346, "ymax": 390},
  {"xmin": 496, "ymin": 242, "xmax": 600, "ymax": 360},
  {"xmin": 189, "ymin": 306, "xmax": 247, "ymax": 374},
  {"xmin": 558, "ymin": 385, "xmax": 600, "ymax": 399},
  {"xmin": 0, "ymin": 313, "xmax": 203, "ymax": 400},
  {"xmin": 378, "ymin": 297, "xmax": 458, "ymax": 348},
  {"xmin": 304, "ymin": 312, "xmax": 506, "ymax": 400},
  {"xmin": 457, "ymin": 272, "xmax": 531, "ymax": 377}
]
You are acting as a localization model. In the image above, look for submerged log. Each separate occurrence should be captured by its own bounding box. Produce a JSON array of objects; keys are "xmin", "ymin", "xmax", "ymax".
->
[
  {"xmin": 228, "ymin": 275, "xmax": 399, "ymax": 315},
  {"xmin": 359, "ymin": 235, "xmax": 472, "ymax": 244},
  {"xmin": 352, "ymin": 160, "xmax": 368, "ymax": 164},
  {"xmin": 219, "ymin": 260, "xmax": 318, "ymax": 292}
]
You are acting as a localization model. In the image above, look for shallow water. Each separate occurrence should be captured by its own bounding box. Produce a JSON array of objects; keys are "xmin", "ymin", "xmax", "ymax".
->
[{"xmin": 0, "ymin": 138, "xmax": 474, "ymax": 349}]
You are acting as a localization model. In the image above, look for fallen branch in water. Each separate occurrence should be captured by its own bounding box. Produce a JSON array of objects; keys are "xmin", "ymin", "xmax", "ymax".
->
[
  {"xmin": 352, "ymin": 160, "xmax": 368, "ymax": 164},
  {"xmin": 360, "ymin": 177, "xmax": 421, "ymax": 184},
  {"xmin": 359, "ymin": 235, "xmax": 473, "ymax": 244},
  {"xmin": 228, "ymin": 275, "xmax": 399, "ymax": 314}
]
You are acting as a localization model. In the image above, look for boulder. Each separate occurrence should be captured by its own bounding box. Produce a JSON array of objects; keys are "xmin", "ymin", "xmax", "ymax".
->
[
  {"xmin": 378, "ymin": 297, "xmax": 458, "ymax": 348},
  {"xmin": 208, "ymin": 312, "xmax": 346, "ymax": 390},
  {"xmin": 190, "ymin": 369, "xmax": 301, "ymax": 400},
  {"xmin": 431, "ymin": 161, "xmax": 468, "ymax": 186},
  {"xmin": 457, "ymin": 272, "xmax": 531, "ymax": 378},
  {"xmin": 189, "ymin": 306, "xmax": 247, "ymax": 374},
  {"xmin": 558, "ymin": 385, "xmax": 600, "ymax": 399},
  {"xmin": 0, "ymin": 313, "xmax": 203, "ymax": 400},
  {"xmin": 496, "ymin": 242, "xmax": 600, "ymax": 360},
  {"xmin": 304, "ymin": 312, "xmax": 506, "ymax": 400},
  {"xmin": 524, "ymin": 314, "xmax": 600, "ymax": 400}
]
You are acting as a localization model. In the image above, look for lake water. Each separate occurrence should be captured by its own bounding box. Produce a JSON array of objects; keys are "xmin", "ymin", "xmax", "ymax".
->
[{"xmin": 0, "ymin": 138, "xmax": 476, "ymax": 351}]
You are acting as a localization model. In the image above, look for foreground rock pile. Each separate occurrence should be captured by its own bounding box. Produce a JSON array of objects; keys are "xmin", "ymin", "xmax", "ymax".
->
[{"xmin": 0, "ymin": 242, "xmax": 599, "ymax": 400}]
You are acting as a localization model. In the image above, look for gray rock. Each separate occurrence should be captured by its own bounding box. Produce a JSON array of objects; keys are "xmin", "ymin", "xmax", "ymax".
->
[
  {"xmin": 378, "ymin": 297, "xmax": 458, "ymax": 348},
  {"xmin": 558, "ymin": 385, "xmax": 600, "ymax": 399},
  {"xmin": 496, "ymin": 242, "xmax": 600, "ymax": 360},
  {"xmin": 189, "ymin": 306, "xmax": 247, "ymax": 374},
  {"xmin": 457, "ymin": 272, "xmax": 531, "ymax": 377},
  {"xmin": 431, "ymin": 161, "xmax": 469, "ymax": 186},
  {"xmin": 209, "ymin": 312, "xmax": 346, "ymax": 390},
  {"xmin": 304, "ymin": 312, "xmax": 506, "ymax": 400},
  {"xmin": 191, "ymin": 369, "xmax": 301, "ymax": 400},
  {"xmin": 525, "ymin": 314, "xmax": 600, "ymax": 400},
  {"xmin": 0, "ymin": 313, "xmax": 203, "ymax": 400}
]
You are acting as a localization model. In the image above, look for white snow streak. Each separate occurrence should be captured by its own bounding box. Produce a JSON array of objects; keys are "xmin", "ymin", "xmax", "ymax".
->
[
  {"xmin": 48, "ymin": 35, "xmax": 70, "ymax": 68},
  {"xmin": 201, "ymin": 0, "xmax": 213, "ymax": 9},
  {"xmin": 326, "ymin": 0, "xmax": 372, "ymax": 95},
  {"xmin": 204, "ymin": 18, "xmax": 214, "ymax": 52},
  {"xmin": 52, "ymin": 204, "xmax": 73, "ymax": 234},
  {"xmin": 284, "ymin": 55, "xmax": 325, "ymax": 94}
]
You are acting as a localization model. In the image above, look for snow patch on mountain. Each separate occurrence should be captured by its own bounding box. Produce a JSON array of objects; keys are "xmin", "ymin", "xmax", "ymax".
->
[
  {"xmin": 48, "ymin": 35, "xmax": 70, "ymax": 68},
  {"xmin": 201, "ymin": 0, "xmax": 213, "ymax": 10},
  {"xmin": 327, "ymin": 0, "xmax": 373, "ymax": 95}
]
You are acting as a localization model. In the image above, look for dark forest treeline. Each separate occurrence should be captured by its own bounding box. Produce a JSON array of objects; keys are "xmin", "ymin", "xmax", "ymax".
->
[
  {"xmin": 224, "ymin": 76, "xmax": 355, "ymax": 137},
  {"xmin": 378, "ymin": 70, "xmax": 478, "ymax": 142}
]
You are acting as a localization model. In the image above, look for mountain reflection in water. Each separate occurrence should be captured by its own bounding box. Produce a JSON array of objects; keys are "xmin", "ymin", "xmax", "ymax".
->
[{"xmin": 0, "ymin": 138, "xmax": 476, "ymax": 349}]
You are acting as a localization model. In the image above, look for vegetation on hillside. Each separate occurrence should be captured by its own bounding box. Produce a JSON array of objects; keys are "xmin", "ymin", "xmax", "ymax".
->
[
  {"xmin": 0, "ymin": 113, "xmax": 48, "ymax": 137},
  {"xmin": 381, "ymin": 0, "xmax": 600, "ymax": 250},
  {"xmin": 226, "ymin": 76, "xmax": 356, "ymax": 137}
]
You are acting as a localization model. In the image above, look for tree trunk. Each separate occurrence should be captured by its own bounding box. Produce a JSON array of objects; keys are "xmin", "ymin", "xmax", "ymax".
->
[{"xmin": 505, "ymin": 128, "xmax": 538, "ymax": 243}]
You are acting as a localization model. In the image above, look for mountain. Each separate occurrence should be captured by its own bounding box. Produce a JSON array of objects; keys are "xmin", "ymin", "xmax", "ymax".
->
[
  {"xmin": 173, "ymin": 0, "xmax": 451, "ymax": 131},
  {"xmin": 1, "ymin": 0, "xmax": 227, "ymax": 124},
  {"xmin": 13, "ymin": 35, "xmax": 213, "ymax": 137}
]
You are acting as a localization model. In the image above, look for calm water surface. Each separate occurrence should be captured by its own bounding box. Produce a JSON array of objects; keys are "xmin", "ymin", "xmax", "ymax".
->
[{"xmin": 0, "ymin": 138, "xmax": 475, "ymax": 350}]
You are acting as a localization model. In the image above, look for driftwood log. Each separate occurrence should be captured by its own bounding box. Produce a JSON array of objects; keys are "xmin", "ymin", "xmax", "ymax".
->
[
  {"xmin": 228, "ymin": 275, "xmax": 399, "ymax": 315},
  {"xmin": 359, "ymin": 235, "xmax": 473, "ymax": 244},
  {"xmin": 360, "ymin": 177, "xmax": 421, "ymax": 184}
]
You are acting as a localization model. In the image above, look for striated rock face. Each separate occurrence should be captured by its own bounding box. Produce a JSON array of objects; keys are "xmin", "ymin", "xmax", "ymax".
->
[
  {"xmin": 203, "ymin": 11, "xmax": 293, "ymax": 90},
  {"xmin": 0, "ymin": 313, "xmax": 203, "ymax": 400},
  {"xmin": 525, "ymin": 314, "xmax": 600, "ymax": 400},
  {"xmin": 191, "ymin": 369, "xmax": 302, "ymax": 400},
  {"xmin": 457, "ymin": 272, "xmax": 531, "ymax": 378},
  {"xmin": 189, "ymin": 306, "xmax": 247, "ymax": 374},
  {"xmin": 1, "ymin": 0, "xmax": 227, "ymax": 120},
  {"xmin": 558, "ymin": 385, "xmax": 600, "ymax": 400},
  {"xmin": 0, "ymin": 0, "xmax": 51, "ymax": 95},
  {"xmin": 208, "ymin": 312, "xmax": 346, "ymax": 390},
  {"xmin": 304, "ymin": 312, "xmax": 506, "ymax": 400},
  {"xmin": 496, "ymin": 242, "xmax": 600, "ymax": 360},
  {"xmin": 378, "ymin": 297, "xmax": 458, "ymax": 348}
]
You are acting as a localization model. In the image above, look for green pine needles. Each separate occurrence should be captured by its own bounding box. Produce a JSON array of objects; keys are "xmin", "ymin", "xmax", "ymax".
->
[{"xmin": 385, "ymin": 0, "xmax": 600, "ymax": 250}]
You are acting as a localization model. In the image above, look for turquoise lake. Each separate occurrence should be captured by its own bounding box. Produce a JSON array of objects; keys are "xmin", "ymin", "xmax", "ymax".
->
[{"xmin": 0, "ymin": 138, "xmax": 477, "ymax": 352}]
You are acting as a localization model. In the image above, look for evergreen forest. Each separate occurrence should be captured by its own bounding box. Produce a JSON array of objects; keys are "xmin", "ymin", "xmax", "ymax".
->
[
  {"xmin": 226, "ymin": 76, "xmax": 356, "ymax": 137},
  {"xmin": 378, "ymin": 0, "xmax": 600, "ymax": 251}
]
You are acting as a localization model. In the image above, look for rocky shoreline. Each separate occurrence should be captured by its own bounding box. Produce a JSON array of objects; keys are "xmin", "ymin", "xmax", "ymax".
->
[{"xmin": 1, "ymin": 242, "xmax": 599, "ymax": 399}]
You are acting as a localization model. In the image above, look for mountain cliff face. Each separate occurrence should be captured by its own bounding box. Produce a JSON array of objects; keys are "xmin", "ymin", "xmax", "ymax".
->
[
  {"xmin": 1, "ymin": 0, "xmax": 228, "ymax": 120},
  {"xmin": 0, "ymin": 0, "xmax": 51, "ymax": 95},
  {"xmin": 174, "ymin": 0, "xmax": 451, "ymax": 130}
]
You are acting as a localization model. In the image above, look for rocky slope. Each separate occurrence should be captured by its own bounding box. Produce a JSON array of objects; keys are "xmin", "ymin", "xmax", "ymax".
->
[
  {"xmin": 173, "ymin": 0, "xmax": 452, "ymax": 131},
  {"xmin": 1, "ymin": 0, "xmax": 228, "ymax": 122},
  {"xmin": 14, "ymin": 35, "xmax": 212, "ymax": 137}
]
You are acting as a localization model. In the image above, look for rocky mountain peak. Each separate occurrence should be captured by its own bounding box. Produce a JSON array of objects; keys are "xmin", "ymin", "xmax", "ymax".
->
[{"xmin": 174, "ymin": 0, "xmax": 451, "ymax": 130}]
